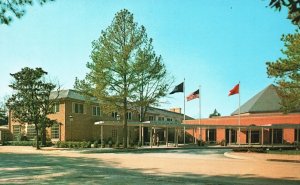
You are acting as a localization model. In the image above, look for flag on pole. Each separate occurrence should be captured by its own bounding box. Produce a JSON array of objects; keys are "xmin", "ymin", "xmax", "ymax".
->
[
  {"xmin": 228, "ymin": 83, "xmax": 239, "ymax": 96},
  {"xmin": 186, "ymin": 89, "xmax": 199, "ymax": 101},
  {"xmin": 170, "ymin": 82, "xmax": 184, "ymax": 94}
]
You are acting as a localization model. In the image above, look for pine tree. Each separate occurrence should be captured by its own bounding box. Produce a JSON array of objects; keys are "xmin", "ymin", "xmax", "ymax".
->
[
  {"xmin": 6, "ymin": 67, "xmax": 58, "ymax": 149},
  {"xmin": 75, "ymin": 9, "xmax": 171, "ymax": 148},
  {"xmin": 266, "ymin": 31, "xmax": 300, "ymax": 112}
]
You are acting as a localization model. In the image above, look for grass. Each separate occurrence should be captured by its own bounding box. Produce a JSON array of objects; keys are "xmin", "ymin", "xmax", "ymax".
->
[{"xmin": 267, "ymin": 149, "xmax": 300, "ymax": 155}]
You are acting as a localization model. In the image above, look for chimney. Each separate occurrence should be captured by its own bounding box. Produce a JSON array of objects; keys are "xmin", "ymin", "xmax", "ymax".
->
[{"xmin": 169, "ymin": 108, "xmax": 181, "ymax": 113}]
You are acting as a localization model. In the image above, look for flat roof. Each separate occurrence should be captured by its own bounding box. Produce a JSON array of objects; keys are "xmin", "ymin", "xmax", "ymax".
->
[{"xmin": 94, "ymin": 120, "xmax": 300, "ymax": 129}]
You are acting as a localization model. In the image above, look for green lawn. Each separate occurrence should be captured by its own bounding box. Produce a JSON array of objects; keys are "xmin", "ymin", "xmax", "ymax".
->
[{"xmin": 267, "ymin": 149, "xmax": 300, "ymax": 155}]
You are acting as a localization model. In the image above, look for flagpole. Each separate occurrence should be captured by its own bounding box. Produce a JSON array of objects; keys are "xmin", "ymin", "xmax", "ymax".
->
[
  {"xmin": 199, "ymin": 85, "xmax": 201, "ymax": 122},
  {"xmin": 183, "ymin": 78, "xmax": 186, "ymax": 145},
  {"xmin": 199, "ymin": 85, "xmax": 202, "ymax": 141},
  {"xmin": 238, "ymin": 81, "xmax": 241, "ymax": 146},
  {"xmin": 184, "ymin": 78, "xmax": 186, "ymax": 121}
]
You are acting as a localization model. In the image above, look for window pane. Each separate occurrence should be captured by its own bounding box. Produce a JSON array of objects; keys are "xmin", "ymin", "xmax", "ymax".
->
[
  {"xmin": 75, "ymin": 104, "xmax": 79, "ymax": 113},
  {"xmin": 97, "ymin": 107, "xmax": 100, "ymax": 115},
  {"xmin": 80, "ymin": 104, "xmax": 84, "ymax": 113},
  {"xmin": 51, "ymin": 124, "xmax": 59, "ymax": 139},
  {"xmin": 27, "ymin": 125, "xmax": 35, "ymax": 139}
]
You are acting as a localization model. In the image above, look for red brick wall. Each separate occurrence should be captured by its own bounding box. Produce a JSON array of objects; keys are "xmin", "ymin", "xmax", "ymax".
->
[
  {"xmin": 283, "ymin": 129, "xmax": 294, "ymax": 144},
  {"xmin": 216, "ymin": 128, "xmax": 225, "ymax": 142}
]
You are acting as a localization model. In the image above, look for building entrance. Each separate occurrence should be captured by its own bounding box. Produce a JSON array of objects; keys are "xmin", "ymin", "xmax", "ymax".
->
[
  {"xmin": 246, "ymin": 130, "xmax": 260, "ymax": 144},
  {"xmin": 225, "ymin": 129, "xmax": 237, "ymax": 144}
]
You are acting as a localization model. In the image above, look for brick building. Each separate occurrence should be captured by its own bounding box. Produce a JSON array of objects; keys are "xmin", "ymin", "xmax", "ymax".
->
[
  {"xmin": 8, "ymin": 89, "xmax": 193, "ymax": 144},
  {"xmin": 184, "ymin": 85, "xmax": 300, "ymax": 145}
]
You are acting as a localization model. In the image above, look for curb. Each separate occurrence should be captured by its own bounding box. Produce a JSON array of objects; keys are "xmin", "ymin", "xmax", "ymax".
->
[{"xmin": 224, "ymin": 152, "xmax": 249, "ymax": 160}]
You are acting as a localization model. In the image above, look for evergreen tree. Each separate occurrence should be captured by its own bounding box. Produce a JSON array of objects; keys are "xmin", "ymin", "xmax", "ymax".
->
[
  {"xmin": 269, "ymin": 0, "xmax": 300, "ymax": 27},
  {"xmin": 6, "ymin": 67, "xmax": 58, "ymax": 149},
  {"xmin": 0, "ymin": 0, "xmax": 54, "ymax": 25},
  {"xmin": 133, "ymin": 38, "xmax": 172, "ymax": 121},
  {"xmin": 75, "ymin": 9, "xmax": 171, "ymax": 148},
  {"xmin": 266, "ymin": 31, "xmax": 300, "ymax": 112},
  {"xmin": 209, "ymin": 109, "xmax": 221, "ymax": 118}
]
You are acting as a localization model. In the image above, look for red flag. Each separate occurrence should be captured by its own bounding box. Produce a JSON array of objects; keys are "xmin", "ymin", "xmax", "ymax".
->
[
  {"xmin": 187, "ymin": 89, "xmax": 199, "ymax": 101},
  {"xmin": 229, "ymin": 84, "xmax": 239, "ymax": 96}
]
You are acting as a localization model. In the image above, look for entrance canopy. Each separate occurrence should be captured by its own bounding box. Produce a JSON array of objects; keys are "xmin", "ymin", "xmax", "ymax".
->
[{"xmin": 94, "ymin": 120, "xmax": 300, "ymax": 129}]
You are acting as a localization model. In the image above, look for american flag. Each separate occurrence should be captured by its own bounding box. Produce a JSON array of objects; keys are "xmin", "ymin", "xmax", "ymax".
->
[{"xmin": 186, "ymin": 89, "xmax": 199, "ymax": 101}]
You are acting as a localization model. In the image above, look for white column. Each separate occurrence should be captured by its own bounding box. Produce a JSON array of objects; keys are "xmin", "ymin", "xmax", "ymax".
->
[
  {"xmin": 150, "ymin": 127, "xmax": 153, "ymax": 148},
  {"xmin": 183, "ymin": 126, "xmax": 186, "ymax": 145},
  {"xmin": 166, "ymin": 127, "xmax": 169, "ymax": 147},
  {"xmin": 176, "ymin": 128, "xmax": 179, "ymax": 147},
  {"xmin": 229, "ymin": 129, "xmax": 232, "ymax": 145},
  {"xmin": 101, "ymin": 125, "xmax": 103, "ymax": 147},
  {"xmin": 271, "ymin": 128, "xmax": 274, "ymax": 146},
  {"xmin": 139, "ymin": 124, "xmax": 142, "ymax": 146},
  {"xmin": 261, "ymin": 127, "xmax": 264, "ymax": 146},
  {"xmin": 248, "ymin": 128, "xmax": 251, "ymax": 146},
  {"xmin": 141, "ymin": 126, "xmax": 144, "ymax": 146},
  {"xmin": 297, "ymin": 126, "xmax": 299, "ymax": 147}
]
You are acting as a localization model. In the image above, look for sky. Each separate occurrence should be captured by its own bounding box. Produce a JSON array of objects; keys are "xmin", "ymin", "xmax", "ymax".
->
[{"xmin": 0, "ymin": 0, "xmax": 297, "ymax": 118}]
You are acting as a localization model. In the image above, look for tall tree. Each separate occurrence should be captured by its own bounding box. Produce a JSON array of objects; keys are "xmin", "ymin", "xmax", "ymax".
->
[
  {"xmin": 75, "ymin": 9, "xmax": 170, "ymax": 148},
  {"xmin": 133, "ymin": 38, "xmax": 172, "ymax": 121},
  {"xmin": 6, "ymin": 67, "xmax": 58, "ymax": 149},
  {"xmin": 0, "ymin": 97, "xmax": 8, "ymax": 125},
  {"xmin": 266, "ymin": 31, "xmax": 300, "ymax": 112},
  {"xmin": 0, "ymin": 0, "xmax": 54, "ymax": 25},
  {"xmin": 268, "ymin": 0, "xmax": 300, "ymax": 27}
]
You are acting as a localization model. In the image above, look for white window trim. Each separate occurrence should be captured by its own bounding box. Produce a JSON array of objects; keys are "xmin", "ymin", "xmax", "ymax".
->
[
  {"xmin": 92, "ymin": 106, "xmax": 101, "ymax": 116},
  {"xmin": 127, "ymin": 112, "xmax": 132, "ymax": 120},
  {"xmin": 72, "ymin": 102, "xmax": 85, "ymax": 114}
]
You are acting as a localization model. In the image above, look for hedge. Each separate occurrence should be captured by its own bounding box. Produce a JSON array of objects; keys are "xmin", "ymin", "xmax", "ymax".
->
[
  {"xmin": 3, "ymin": 141, "xmax": 53, "ymax": 147},
  {"xmin": 55, "ymin": 141, "xmax": 91, "ymax": 148}
]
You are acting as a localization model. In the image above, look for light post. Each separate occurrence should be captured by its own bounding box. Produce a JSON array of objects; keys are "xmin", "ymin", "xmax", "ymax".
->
[{"xmin": 69, "ymin": 115, "xmax": 73, "ymax": 141}]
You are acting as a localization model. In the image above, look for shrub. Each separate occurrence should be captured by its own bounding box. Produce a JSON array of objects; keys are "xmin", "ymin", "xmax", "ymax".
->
[
  {"xmin": 4, "ymin": 140, "xmax": 52, "ymax": 147},
  {"xmin": 220, "ymin": 139, "xmax": 227, "ymax": 146},
  {"xmin": 197, "ymin": 140, "xmax": 205, "ymax": 146},
  {"xmin": 138, "ymin": 141, "xmax": 142, "ymax": 147},
  {"xmin": 53, "ymin": 141, "xmax": 93, "ymax": 148},
  {"xmin": 108, "ymin": 140, "xmax": 113, "ymax": 148},
  {"xmin": 93, "ymin": 140, "xmax": 99, "ymax": 148}
]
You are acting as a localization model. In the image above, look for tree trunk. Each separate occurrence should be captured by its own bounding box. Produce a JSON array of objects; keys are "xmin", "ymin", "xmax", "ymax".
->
[
  {"xmin": 41, "ymin": 125, "xmax": 47, "ymax": 146},
  {"xmin": 35, "ymin": 124, "xmax": 40, "ymax": 150},
  {"xmin": 123, "ymin": 98, "xmax": 128, "ymax": 148}
]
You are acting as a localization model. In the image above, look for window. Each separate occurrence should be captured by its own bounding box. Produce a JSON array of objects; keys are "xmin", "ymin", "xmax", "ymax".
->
[
  {"xmin": 167, "ymin": 118, "xmax": 172, "ymax": 121},
  {"xmin": 149, "ymin": 116, "xmax": 154, "ymax": 121},
  {"xmin": 13, "ymin": 125, "xmax": 20, "ymax": 135},
  {"xmin": 73, "ymin": 103, "xmax": 84, "ymax": 114},
  {"xmin": 206, "ymin": 129, "xmax": 216, "ymax": 142},
  {"xmin": 13, "ymin": 125, "xmax": 21, "ymax": 140},
  {"xmin": 112, "ymin": 128, "xmax": 117, "ymax": 139},
  {"xmin": 51, "ymin": 123, "xmax": 59, "ymax": 139},
  {"xmin": 126, "ymin": 112, "xmax": 132, "ymax": 120},
  {"xmin": 295, "ymin": 128, "xmax": 300, "ymax": 142},
  {"xmin": 112, "ymin": 112, "xmax": 118, "ymax": 118},
  {"xmin": 92, "ymin": 106, "xmax": 101, "ymax": 116},
  {"xmin": 26, "ymin": 125, "xmax": 35, "ymax": 139},
  {"xmin": 158, "ymin": 117, "xmax": 164, "ymax": 121},
  {"xmin": 52, "ymin": 102, "xmax": 60, "ymax": 113}
]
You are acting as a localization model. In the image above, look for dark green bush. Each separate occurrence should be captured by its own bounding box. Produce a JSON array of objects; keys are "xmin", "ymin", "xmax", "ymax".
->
[
  {"xmin": 93, "ymin": 140, "xmax": 99, "ymax": 148},
  {"xmin": 220, "ymin": 139, "xmax": 227, "ymax": 146},
  {"xmin": 4, "ymin": 140, "xmax": 52, "ymax": 147},
  {"xmin": 197, "ymin": 140, "xmax": 205, "ymax": 146},
  {"xmin": 54, "ymin": 141, "xmax": 92, "ymax": 148}
]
